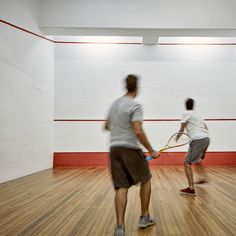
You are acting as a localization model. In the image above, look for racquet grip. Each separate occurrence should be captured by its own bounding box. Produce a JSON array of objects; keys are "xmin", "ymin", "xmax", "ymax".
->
[{"xmin": 145, "ymin": 156, "xmax": 153, "ymax": 161}]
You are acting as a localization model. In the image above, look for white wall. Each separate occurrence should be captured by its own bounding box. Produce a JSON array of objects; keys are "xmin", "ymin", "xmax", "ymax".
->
[
  {"xmin": 38, "ymin": 0, "xmax": 236, "ymax": 28},
  {"xmin": 0, "ymin": 0, "xmax": 54, "ymax": 183},
  {"xmin": 0, "ymin": 1, "xmax": 235, "ymax": 182},
  {"xmin": 0, "ymin": 0, "xmax": 40, "ymax": 32},
  {"xmin": 54, "ymin": 43, "xmax": 236, "ymax": 152}
]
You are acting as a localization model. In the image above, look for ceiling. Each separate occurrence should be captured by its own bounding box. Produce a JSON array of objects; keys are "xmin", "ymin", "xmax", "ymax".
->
[{"xmin": 38, "ymin": 0, "xmax": 236, "ymax": 44}]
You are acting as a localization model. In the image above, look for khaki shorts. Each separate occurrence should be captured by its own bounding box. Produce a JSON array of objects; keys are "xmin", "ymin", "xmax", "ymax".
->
[
  {"xmin": 109, "ymin": 146, "xmax": 152, "ymax": 189},
  {"xmin": 185, "ymin": 137, "xmax": 210, "ymax": 164}
]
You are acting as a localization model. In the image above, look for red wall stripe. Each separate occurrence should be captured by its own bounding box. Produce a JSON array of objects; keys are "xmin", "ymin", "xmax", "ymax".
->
[
  {"xmin": 53, "ymin": 152, "xmax": 236, "ymax": 167},
  {"xmin": 54, "ymin": 41, "xmax": 142, "ymax": 45},
  {"xmin": 159, "ymin": 43, "xmax": 236, "ymax": 46},
  {"xmin": 0, "ymin": 19, "xmax": 54, "ymax": 42},
  {"xmin": 1, "ymin": 19, "xmax": 236, "ymax": 46},
  {"xmin": 53, "ymin": 118, "xmax": 236, "ymax": 122}
]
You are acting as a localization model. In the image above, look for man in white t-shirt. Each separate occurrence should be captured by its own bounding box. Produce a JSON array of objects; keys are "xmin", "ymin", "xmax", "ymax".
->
[{"xmin": 177, "ymin": 98, "xmax": 210, "ymax": 196}]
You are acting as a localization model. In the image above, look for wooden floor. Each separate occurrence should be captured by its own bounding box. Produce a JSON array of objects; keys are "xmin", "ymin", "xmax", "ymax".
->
[{"xmin": 0, "ymin": 166, "xmax": 235, "ymax": 236}]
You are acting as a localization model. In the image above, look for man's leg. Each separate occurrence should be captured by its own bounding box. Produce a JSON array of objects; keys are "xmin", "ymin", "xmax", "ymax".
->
[
  {"xmin": 179, "ymin": 162, "xmax": 196, "ymax": 195},
  {"xmin": 138, "ymin": 179, "xmax": 155, "ymax": 228},
  {"xmin": 195, "ymin": 161, "xmax": 208, "ymax": 183},
  {"xmin": 195, "ymin": 140, "xmax": 209, "ymax": 184},
  {"xmin": 115, "ymin": 187, "xmax": 128, "ymax": 226},
  {"xmin": 184, "ymin": 162, "xmax": 194, "ymax": 189},
  {"xmin": 140, "ymin": 179, "xmax": 151, "ymax": 216}
]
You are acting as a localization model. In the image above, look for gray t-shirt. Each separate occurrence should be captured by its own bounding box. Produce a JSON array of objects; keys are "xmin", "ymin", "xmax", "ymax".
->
[{"xmin": 107, "ymin": 95, "xmax": 143, "ymax": 149}]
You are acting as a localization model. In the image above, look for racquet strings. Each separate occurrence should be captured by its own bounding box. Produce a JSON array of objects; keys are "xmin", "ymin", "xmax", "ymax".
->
[
  {"xmin": 145, "ymin": 132, "xmax": 190, "ymax": 161},
  {"xmin": 164, "ymin": 132, "xmax": 191, "ymax": 150}
]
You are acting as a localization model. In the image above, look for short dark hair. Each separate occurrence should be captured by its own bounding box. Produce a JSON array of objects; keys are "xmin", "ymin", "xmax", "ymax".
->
[
  {"xmin": 125, "ymin": 74, "xmax": 138, "ymax": 93},
  {"xmin": 185, "ymin": 98, "xmax": 194, "ymax": 110}
]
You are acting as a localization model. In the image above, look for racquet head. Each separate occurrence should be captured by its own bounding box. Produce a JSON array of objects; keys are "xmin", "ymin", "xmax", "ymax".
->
[{"xmin": 160, "ymin": 132, "xmax": 191, "ymax": 152}]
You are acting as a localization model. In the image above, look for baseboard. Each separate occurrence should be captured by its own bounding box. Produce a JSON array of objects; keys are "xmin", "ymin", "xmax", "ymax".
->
[{"xmin": 53, "ymin": 152, "xmax": 236, "ymax": 167}]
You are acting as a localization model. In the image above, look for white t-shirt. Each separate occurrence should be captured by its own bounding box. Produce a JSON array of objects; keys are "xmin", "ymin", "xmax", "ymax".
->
[{"xmin": 181, "ymin": 110, "xmax": 209, "ymax": 140}]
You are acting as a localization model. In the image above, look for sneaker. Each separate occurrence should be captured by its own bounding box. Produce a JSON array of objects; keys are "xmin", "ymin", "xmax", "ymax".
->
[
  {"xmin": 138, "ymin": 215, "xmax": 156, "ymax": 228},
  {"xmin": 114, "ymin": 225, "xmax": 125, "ymax": 236},
  {"xmin": 179, "ymin": 187, "xmax": 196, "ymax": 196}
]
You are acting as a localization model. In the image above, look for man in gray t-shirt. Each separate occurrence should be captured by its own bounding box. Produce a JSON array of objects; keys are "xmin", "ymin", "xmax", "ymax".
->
[
  {"xmin": 108, "ymin": 95, "xmax": 143, "ymax": 149},
  {"xmin": 104, "ymin": 74, "xmax": 160, "ymax": 236}
]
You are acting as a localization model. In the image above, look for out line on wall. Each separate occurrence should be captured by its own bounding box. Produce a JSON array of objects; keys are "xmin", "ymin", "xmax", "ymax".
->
[{"xmin": 1, "ymin": 19, "xmax": 236, "ymax": 45}]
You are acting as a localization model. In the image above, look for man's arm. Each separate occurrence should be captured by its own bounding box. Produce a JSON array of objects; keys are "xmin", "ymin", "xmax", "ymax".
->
[
  {"xmin": 176, "ymin": 123, "xmax": 187, "ymax": 141},
  {"xmin": 132, "ymin": 121, "xmax": 160, "ymax": 158},
  {"xmin": 204, "ymin": 123, "xmax": 208, "ymax": 131},
  {"xmin": 178, "ymin": 123, "xmax": 186, "ymax": 133}
]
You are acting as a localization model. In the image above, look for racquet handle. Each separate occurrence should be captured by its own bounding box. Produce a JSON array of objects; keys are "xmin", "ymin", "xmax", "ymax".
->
[
  {"xmin": 145, "ymin": 149, "xmax": 163, "ymax": 161},
  {"xmin": 145, "ymin": 156, "xmax": 153, "ymax": 161}
]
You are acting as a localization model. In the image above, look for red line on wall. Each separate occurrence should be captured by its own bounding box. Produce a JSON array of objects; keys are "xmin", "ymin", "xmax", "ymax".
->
[
  {"xmin": 205, "ymin": 118, "xmax": 236, "ymax": 121},
  {"xmin": 54, "ymin": 41, "xmax": 142, "ymax": 45},
  {"xmin": 159, "ymin": 43, "xmax": 236, "ymax": 46},
  {"xmin": 0, "ymin": 19, "xmax": 54, "ymax": 43},
  {"xmin": 52, "ymin": 41, "xmax": 236, "ymax": 46},
  {"xmin": 53, "ymin": 118, "xmax": 236, "ymax": 122},
  {"xmin": 54, "ymin": 119, "xmax": 106, "ymax": 122},
  {"xmin": 1, "ymin": 19, "xmax": 236, "ymax": 46},
  {"xmin": 0, "ymin": 19, "xmax": 141, "ymax": 45}
]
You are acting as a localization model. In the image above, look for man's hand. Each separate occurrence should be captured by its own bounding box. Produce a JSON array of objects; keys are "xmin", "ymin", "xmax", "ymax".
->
[
  {"xmin": 175, "ymin": 135, "xmax": 180, "ymax": 142},
  {"xmin": 150, "ymin": 150, "xmax": 161, "ymax": 159}
]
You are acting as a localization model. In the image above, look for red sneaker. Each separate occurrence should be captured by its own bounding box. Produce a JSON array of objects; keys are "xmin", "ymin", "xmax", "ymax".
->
[{"xmin": 179, "ymin": 187, "xmax": 196, "ymax": 196}]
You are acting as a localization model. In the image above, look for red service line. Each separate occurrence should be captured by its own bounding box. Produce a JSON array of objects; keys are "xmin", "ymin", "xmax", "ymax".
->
[
  {"xmin": 205, "ymin": 118, "xmax": 236, "ymax": 121},
  {"xmin": 54, "ymin": 119, "xmax": 105, "ymax": 122},
  {"xmin": 54, "ymin": 118, "xmax": 236, "ymax": 122}
]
